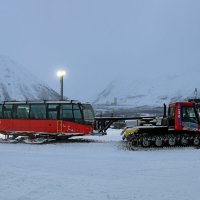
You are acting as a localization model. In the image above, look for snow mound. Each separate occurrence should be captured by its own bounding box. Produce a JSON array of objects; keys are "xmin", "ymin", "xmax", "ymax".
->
[
  {"xmin": 93, "ymin": 69, "xmax": 199, "ymax": 107},
  {"xmin": 0, "ymin": 55, "xmax": 60, "ymax": 100}
]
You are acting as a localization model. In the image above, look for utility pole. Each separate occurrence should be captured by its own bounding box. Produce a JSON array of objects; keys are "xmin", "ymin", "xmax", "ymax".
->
[{"xmin": 57, "ymin": 70, "xmax": 66, "ymax": 100}]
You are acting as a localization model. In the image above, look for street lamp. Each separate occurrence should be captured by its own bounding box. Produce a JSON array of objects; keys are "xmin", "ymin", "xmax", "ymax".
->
[{"xmin": 57, "ymin": 70, "xmax": 66, "ymax": 100}]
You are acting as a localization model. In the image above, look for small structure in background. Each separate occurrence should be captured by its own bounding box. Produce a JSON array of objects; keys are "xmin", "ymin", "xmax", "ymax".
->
[{"xmin": 194, "ymin": 88, "xmax": 198, "ymax": 99}]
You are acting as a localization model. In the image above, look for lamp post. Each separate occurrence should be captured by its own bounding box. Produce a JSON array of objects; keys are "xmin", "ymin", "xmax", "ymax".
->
[{"xmin": 57, "ymin": 70, "xmax": 66, "ymax": 100}]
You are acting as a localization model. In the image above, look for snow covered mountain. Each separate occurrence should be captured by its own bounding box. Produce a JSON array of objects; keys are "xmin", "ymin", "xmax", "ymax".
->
[
  {"xmin": 93, "ymin": 69, "xmax": 199, "ymax": 107},
  {"xmin": 0, "ymin": 55, "xmax": 60, "ymax": 101}
]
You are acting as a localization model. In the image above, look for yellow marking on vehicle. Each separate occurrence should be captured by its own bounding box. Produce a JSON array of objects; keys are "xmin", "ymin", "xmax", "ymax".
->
[{"xmin": 123, "ymin": 128, "xmax": 139, "ymax": 138}]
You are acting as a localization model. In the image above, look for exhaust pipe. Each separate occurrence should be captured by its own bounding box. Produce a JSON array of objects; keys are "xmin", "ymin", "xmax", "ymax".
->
[{"xmin": 163, "ymin": 103, "xmax": 167, "ymax": 118}]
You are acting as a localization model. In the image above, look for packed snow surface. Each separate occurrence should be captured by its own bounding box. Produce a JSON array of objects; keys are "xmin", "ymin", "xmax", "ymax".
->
[{"xmin": 0, "ymin": 129, "xmax": 200, "ymax": 200}]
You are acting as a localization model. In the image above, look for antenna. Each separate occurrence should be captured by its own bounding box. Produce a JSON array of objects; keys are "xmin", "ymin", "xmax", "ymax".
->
[{"xmin": 194, "ymin": 88, "xmax": 198, "ymax": 99}]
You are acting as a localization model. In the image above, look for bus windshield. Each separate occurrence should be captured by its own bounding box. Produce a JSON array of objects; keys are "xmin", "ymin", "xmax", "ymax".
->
[{"xmin": 82, "ymin": 104, "xmax": 95, "ymax": 124}]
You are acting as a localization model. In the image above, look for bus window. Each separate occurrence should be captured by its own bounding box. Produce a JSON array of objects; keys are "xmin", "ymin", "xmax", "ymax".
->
[
  {"xmin": 48, "ymin": 104, "xmax": 59, "ymax": 109},
  {"xmin": 73, "ymin": 105, "xmax": 79, "ymax": 109},
  {"xmin": 82, "ymin": 104, "xmax": 95, "ymax": 124},
  {"xmin": 62, "ymin": 110, "xmax": 73, "ymax": 120},
  {"xmin": 47, "ymin": 104, "xmax": 59, "ymax": 120},
  {"xmin": 48, "ymin": 111, "xmax": 58, "ymax": 119},
  {"xmin": 0, "ymin": 105, "xmax": 2, "ymax": 118},
  {"xmin": 15, "ymin": 104, "xmax": 30, "ymax": 119},
  {"xmin": 73, "ymin": 104, "xmax": 83, "ymax": 123},
  {"xmin": 62, "ymin": 104, "xmax": 73, "ymax": 109},
  {"xmin": 30, "ymin": 104, "xmax": 46, "ymax": 119},
  {"xmin": 61, "ymin": 104, "xmax": 73, "ymax": 120},
  {"xmin": 3, "ymin": 104, "xmax": 13, "ymax": 119}
]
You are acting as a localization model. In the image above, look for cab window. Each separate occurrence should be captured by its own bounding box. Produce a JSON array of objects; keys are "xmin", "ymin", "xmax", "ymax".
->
[
  {"xmin": 168, "ymin": 105, "xmax": 175, "ymax": 127},
  {"xmin": 182, "ymin": 106, "xmax": 197, "ymax": 123}
]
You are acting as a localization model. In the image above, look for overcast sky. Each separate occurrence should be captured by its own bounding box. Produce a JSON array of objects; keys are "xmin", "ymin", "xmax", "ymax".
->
[{"xmin": 0, "ymin": 0, "xmax": 200, "ymax": 101}]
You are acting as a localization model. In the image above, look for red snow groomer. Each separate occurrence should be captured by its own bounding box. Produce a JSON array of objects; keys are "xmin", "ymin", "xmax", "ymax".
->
[{"xmin": 122, "ymin": 101, "xmax": 200, "ymax": 147}]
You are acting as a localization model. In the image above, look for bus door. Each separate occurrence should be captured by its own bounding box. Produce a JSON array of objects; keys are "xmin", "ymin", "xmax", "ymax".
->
[
  {"xmin": 47, "ymin": 104, "xmax": 61, "ymax": 133},
  {"xmin": 57, "ymin": 120, "xmax": 62, "ymax": 133}
]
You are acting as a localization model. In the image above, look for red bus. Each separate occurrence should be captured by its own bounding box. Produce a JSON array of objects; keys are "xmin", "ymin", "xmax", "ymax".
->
[{"xmin": 0, "ymin": 100, "xmax": 95, "ymax": 139}]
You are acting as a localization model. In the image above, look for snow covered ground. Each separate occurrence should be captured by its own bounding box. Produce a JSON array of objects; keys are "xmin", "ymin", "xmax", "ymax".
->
[{"xmin": 0, "ymin": 129, "xmax": 200, "ymax": 200}]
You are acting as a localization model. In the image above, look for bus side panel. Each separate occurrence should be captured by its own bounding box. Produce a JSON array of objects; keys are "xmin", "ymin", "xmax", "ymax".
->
[
  {"xmin": 30, "ymin": 120, "xmax": 58, "ymax": 133},
  {"xmin": 0, "ymin": 119, "xmax": 93, "ymax": 135},
  {"xmin": 62, "ymin": 121, "xmax": 93, "ymax": 135},
  {"xmin": 0, "ymin": 119, "xmax": 14, "ymax": 133},
  {"xmin": 13, "ymin": 120, "xmax": 30, "ymax": 132},
  {"xmin": 0, "ymin": 119, "xmax": 59, "ymax": 134}
]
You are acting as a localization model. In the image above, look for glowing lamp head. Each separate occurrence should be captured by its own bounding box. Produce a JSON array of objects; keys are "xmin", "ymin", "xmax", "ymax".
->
[{"xmin": 57, "ymin": 70, "xmax": 66, "ymax": 77}]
